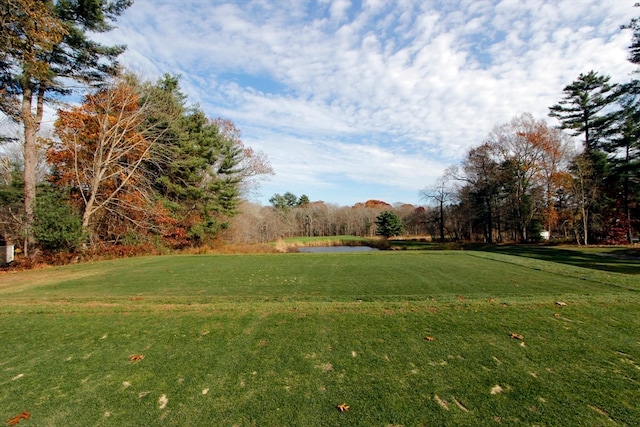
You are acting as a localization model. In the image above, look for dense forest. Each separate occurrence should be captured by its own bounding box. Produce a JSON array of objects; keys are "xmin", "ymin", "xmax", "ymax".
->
[{"xmin": 1, "ymin": 1, "xmax": 639, "ymax": 262}]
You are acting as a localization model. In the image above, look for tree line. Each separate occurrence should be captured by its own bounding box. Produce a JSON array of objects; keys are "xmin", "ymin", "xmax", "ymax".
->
[
  {"xmin": 224, "ymin": 197, "xmax": 415, "ymax": 243},
  {"xmin": 437, "ymin": 57, "xmax": 639, "ymax": 244}
]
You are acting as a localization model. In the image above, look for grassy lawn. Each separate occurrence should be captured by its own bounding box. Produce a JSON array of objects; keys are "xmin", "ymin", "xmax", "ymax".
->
[{"xmin": 1, "ymin": 250, "xmax": 639, "ymax": 426}]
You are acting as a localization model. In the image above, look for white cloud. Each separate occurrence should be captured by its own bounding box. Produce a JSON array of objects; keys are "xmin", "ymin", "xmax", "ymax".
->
[{"xmin": 96, "ymin": 0, "xmax": 639, "ymax": 205}]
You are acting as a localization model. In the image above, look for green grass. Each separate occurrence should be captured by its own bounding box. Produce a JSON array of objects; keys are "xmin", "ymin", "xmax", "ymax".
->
[
  {"xmin": 474, "ymin": 244, "xmax": 640, "ymax": 275},
  {"xmin": 1, "ymin": 250, "xmax": 639, "ymax": 426},
  {"xmin": 282, "ymin": 235, "xmax": 370, "ymax": 245}
]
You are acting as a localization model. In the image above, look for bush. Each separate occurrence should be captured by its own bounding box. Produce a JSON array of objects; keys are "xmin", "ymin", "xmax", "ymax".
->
[
  {"xmin": 33, "ymin": 187, "xmax": 84, "ymax": 252},
  {"xmin": 527, "ymin": 219, "xmax": 544, "ymax": 243}
]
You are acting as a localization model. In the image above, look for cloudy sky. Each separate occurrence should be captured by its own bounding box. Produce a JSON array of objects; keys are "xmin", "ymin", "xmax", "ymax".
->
[{"xmin": 97, "ymin": 0, "xmax": 638, "ymax": 206}]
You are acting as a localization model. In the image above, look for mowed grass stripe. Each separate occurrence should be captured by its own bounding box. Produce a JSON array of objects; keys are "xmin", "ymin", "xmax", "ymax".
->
[{"xmin": 1, "ymin": 251, "xmax": 634, "ymax": 303}]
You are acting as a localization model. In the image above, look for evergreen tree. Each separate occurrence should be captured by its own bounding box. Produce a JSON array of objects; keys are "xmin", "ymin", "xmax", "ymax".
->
[
  {"xmin": 622, "ymin": 3, "xmax": 640, "ymax": 67},
  {"xmin": 375, "ymin": 211, "xmax": 404, "ymax": 238},
  {"xmin": 297, "ymin": 194, "xmax": 310, "ymax": 206},
  {"xmin": 607, "ymin": 83, "xmax": 640, "ymax": 243},
  {"xmin": 146, "ymin": 76, "xmax": 248, "ymax": 246},
  {"xmin": 549, "ymin": 71, "xmax": 619, "ymax": 153},
  {"xmin": 269, "ymin": 192, "xmax": 299, "ymax": 212},
  {"xmin": 33, "ymin": 186, "xmax": 83, "ymax": 251}
]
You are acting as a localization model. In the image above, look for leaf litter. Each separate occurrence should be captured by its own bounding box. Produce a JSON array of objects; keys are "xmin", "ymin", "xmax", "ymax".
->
[
  {"xmin": 5, "ymin": 412, "xmax": 30, "ymax": 426},
  {"xmin": 336, "ymin": 403, "xmax": 350, "ymax": 412},
  {"xmin": 158, "ymin": 394, "xmax": 168, "ymax": 410},
  {"xmin": 129, "ymin": 354, "xmax": 144, "ymax": 362},
  {"xmin": 434, "ymin": 395, "xmax": 449, "ymax": 410}
]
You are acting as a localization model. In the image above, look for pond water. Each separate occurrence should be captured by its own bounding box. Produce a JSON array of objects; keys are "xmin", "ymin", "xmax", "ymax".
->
[{"xmin": 297, "ymin": 246, "xmax": 379, "ymax": 253}]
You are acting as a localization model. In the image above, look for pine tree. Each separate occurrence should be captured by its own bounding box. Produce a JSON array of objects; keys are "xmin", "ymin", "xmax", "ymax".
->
[
  {"xmin": 375, "ymin": 211, "xmax": 404, "ymax": 238},
  {"xmin": 0, "ymin": 0, "xmax": 132, "ymax": 255},
  {"xmin": 549, "ymin": 71, "xmax": 619, "ymax": 153}
]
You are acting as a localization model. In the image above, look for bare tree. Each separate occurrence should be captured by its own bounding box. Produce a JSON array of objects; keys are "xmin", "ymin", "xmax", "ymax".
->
[
  {"xmin": 48, "ymin": 78, "xmax": 172, "ymax": 240},
  {"xmin": 421, "ymin": 169, "xmax": 455, "ymax": 242}
]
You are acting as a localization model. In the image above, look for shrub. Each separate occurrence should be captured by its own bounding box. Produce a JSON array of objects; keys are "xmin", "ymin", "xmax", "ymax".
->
[{"xmin": 33, "ymin": 187, "xmax": 84, "ymax": 252}]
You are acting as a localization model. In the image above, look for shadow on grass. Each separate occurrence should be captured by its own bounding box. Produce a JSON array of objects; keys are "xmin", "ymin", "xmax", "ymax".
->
[
  {"xmin": 385, "ymin": 240, "xmax": 463, "ymax": 250},
  {"xmin": 469, "ymin": 244, "xmax": 640, "ymax": 275}
]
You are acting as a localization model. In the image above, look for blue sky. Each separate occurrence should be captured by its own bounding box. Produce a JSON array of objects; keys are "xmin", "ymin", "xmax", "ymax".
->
[{"xmin": 96, "ymin": 0, "xmax": 638, "ymax": 207}]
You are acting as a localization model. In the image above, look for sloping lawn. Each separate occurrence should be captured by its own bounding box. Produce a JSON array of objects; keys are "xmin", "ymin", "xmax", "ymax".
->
[{"xmin": 1, "ymin": 251, "xmax": 638, "ymax": 426}]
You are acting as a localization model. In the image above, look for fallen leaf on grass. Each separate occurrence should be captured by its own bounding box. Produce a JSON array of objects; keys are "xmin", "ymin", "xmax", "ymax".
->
[
  {"xmin": 454, "ymin": 398, "xmax": 469, "ymax": 412},
  {"xmin": 490, "ymin": 385, "xmax": 503, "ymax": 395},
  {"xmin": 336, "ymin": 403, "xmax": 350, "ymax": 412},
  {"xmin": 158, "ymin": 394, "xmax": 168, "ymax": 410},
  {"xmin": 510, "ymin": 333, "xmax": 524, "ymax": 340},
  {"xmin": 6, "ymin": 412, "xmax": 29, "ymax": 426},
  {"xmin": 315, "ymin": 363, "xmax": 333, "ymax": 372},
  {"xmin": 434, "ymin": 394, "xmax": 449, "ymax": 410},
  {"xmin": 129, "ymin": 354, "xmax": 144, "ymax": 362},
  {"xmin": 424, "ymin": 336, "xmax": 435, "ymax": 341},
  {"xmin": 588, "ymin": 404, "xmax": 611, "ymax": 418},
  {"xmin": 555, "ymin": 301, "xmax": 567, "ymax": 306},
  {"xmin": 456, "ymin": 295, "xmax": 464, "ymax": 301}
]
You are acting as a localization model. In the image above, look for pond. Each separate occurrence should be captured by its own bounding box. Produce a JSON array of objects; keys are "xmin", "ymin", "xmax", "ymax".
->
[{"xmin": 297, "ymin": 246, "xmax": 379, "ymax": 253}]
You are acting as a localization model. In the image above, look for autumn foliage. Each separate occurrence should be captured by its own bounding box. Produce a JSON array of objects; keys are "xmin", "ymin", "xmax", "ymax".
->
[
  {"xmin": 43, "ymin": 75, "xmax": 273, "ymax": 251},
  {"xmin": 48, "ymin": 80, "xmax": 156, "ymax": 243}
]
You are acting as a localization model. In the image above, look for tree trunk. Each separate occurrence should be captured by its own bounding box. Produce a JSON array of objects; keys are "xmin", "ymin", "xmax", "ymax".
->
[
  {"xmin": 624, "ymin": 145, "xmax": 632, "ymax": 244},
  {"xmin": 20, "ymin": 86, "xmax": 39, "ymax": 257},
  {"xmin": 439, "ymin": 200, "xmax": 445, "ymax": 242},
  {"xmin": 486, "ymin": 198, "xmax": 493, "ymax": 244},
  {"xmin": 582, "ymin": 203, "xmax": 589, "ymax": 246}
]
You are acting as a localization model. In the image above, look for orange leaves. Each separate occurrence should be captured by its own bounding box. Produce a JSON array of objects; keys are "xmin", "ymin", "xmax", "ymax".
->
[
  {"xmin": 5, "ymin": 0, "xmax": 66, "ymax": 87},
  {"xmin": 49, "ymin": 78, "xmax": 161, "ymax": 242},
  {"xmin": 336, "ymin": 403, "xmax": 350, "ymax": 412},
  {"xmin": 6, "ymin": 412, "xmax": 29, "ymax": 426},
  {"xmin": 129, "ymin": 354, "xmax": 144, "ymax": 362},
  {"xmin": 510, "ymin": 333, "xmax": 524, "ymax": 340},
  {"xmin": 364, "ymin": 200, "xmax": 393, "ymax": 209},
  {"xmin": 424, "ymin": 336, "xmax": 435, "ymax": 342}
]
